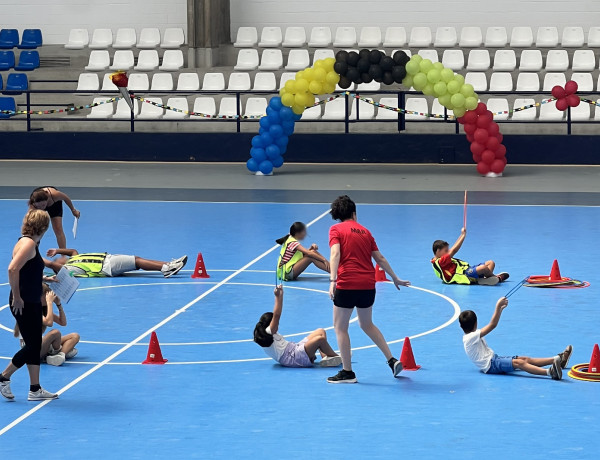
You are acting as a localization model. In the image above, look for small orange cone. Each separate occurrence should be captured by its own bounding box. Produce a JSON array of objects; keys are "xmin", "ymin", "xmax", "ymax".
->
[
  {"xmin": 589, "ymin": 344, "xmax": 600, "ymax": 373},
  {"xmin": 142, "ymin": 331, "xmax": 168, "ymax": 364},
  {"xmin": 191, "ymin": 252, "xmax": 210, "ymax": 279},
  {"xmin": 375, "ymin": 264, "xmax": 389, "ymax": 282},
  {"xmin": 400, "ymin": 337, "xmax": 421, "ymax": 371},
  {"xmin": 550, "ymin": 259, "xmax": 562, "ymax": 281}
]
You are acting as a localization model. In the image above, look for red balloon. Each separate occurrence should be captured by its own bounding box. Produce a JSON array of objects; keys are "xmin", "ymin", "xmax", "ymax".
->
[
  {"xmin": 551, "ymin": 85, "xmax": 566, "ymax": 99},
  {"xmin": 487, "ymin": 122, "xmax": 500, "ymax": 136},
  {"xmin": 466, "ymin": 134, "xmax": 475, "ymax": 143},
  {"xmin": 474, "ymin": 128, "xmax": 489, "ymax": 143},
  {"xmin": 490, "ymin": 159, "xmax": 505, "ymax": 174},
  {"xmin": 464, "ymin": 123, "xmax": 477, "ymax": 134},
  {"xmin": 476, "ymin": 113, "xmax": 493, "ymax": 128},
  {"xmin": 495, "ymin": 144, "xmax": 507, "ymax": 158},
  {"xmin": 477, "ymin": 161, "xmax": 490, "ymax": 175},
  {"xmin": 496, "ymin": 133, "xmax": 503, "ymax": 143},
  {"xmin": 567, "ymin": 94, "xmax": 580, "ymax": 107},
  {"xmin": 472, "ymin": 153, "xmax": 482, "ymax": 163},
  {"xmin": 481, "ymin": 149, "xmax": 495, "ymax": 164},
  {"xmin": 475, "ymin": 102, "xmax": 487, "ymax": 115},
  {"xmin": 502, "ymin": 157, "xmax": 508, "ymax": 166},
  {"xmin": 470, "ymin": 141, "xmax": 485, "ymax": 155},
  {"xmin": 464, "ymin": 110, "xmax": 478, "ymax": 124},
  {"xmin": 486, "ymin": 136, "xmax": 500, "ymax": 152},
  {"xmin": 556, "ymin": 98, "xmax": 568, "ymax": 111},
  {"xmin": 564, "ymin": 80, "xmax": 578, "ymax": 95}
]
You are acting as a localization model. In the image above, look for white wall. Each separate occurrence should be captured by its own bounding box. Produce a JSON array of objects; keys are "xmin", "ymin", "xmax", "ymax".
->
[
  {"xmin": 231, "ymin": 0, "xmax": 599, "ymax": 40},
  {"xmin": 0, "ymin": 0, "xmax": 187, "ymax": 45}
]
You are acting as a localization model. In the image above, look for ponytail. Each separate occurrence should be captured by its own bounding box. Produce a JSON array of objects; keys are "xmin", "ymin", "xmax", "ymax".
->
[
  {"xmin": 253, "ymin": 312, "xmax": 274, "ymax": 347},
  {"xmin": 275, "ymin": 221, "xmax": 307, "ymax": 245},
  {"xmin": 276, "ymin": 234, "xmax": 290, "ymax": 245}
]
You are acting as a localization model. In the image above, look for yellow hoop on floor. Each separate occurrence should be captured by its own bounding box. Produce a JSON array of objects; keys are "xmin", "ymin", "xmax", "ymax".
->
[{"xmin": 568, "ymin": 363, "xmax": 600, "ymax": 382}]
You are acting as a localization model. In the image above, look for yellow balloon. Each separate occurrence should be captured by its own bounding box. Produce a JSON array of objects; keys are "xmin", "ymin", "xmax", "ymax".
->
[
  {"xmin": 326, "ymin": 71, "xmax": 340, "ymax": 85},
  {"xmin": 279, "ymin": 88, "xmax": 286, "ymax": 97},
  {"xmin": 303, "ymin": 68, "xmax": 315, "ymax": 81},
  {"xmin": 281, "ymin": 92, "xmax": 295, "ymax": 107},
  {"xmin": 313, "ymin": 60, "xmax": 325, "ymax": 69},
  {"xmin": 296, "ymin": 70, "xmax": 305, "ymax": 80},
  {"xmin": 284, "ymin": 80, "xmax": 296, "ymax": 93},
  {"xmin": 294, "ymin": 92, "xmax": 306, "ymax": 106},
  {"xmin": 309, "ymin": 80, "xmax": 323, "ymax": 94},
  {"xmin": 292, "ymin": 104, "xmax": 305, "ymax": 115},
  {"xmin": 295, "ymin": 78, "xmax": 309, "ymax": 92},
  {"xmin": 322, "ymin": 82, "xmax": 335, "ymax": 93},
  {"xmin": 314, "ymin": 67, "xmax": 327, "ymax": 82},
  {"xmin": 323, "ymin": 57, "xmax": 335, "ymax": 71},
  {"xmin": 304, "ymin": 93, "xmax": 316, "ymax": 107}
]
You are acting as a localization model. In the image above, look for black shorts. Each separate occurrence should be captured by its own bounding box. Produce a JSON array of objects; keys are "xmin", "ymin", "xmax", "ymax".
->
[
  {"xmin": 46, "ymin": 200, "xmax": 63, "ymax": 218},
  {"xmin": 333, "ymin": 289, "xmax": 376, "ymax": 309}
]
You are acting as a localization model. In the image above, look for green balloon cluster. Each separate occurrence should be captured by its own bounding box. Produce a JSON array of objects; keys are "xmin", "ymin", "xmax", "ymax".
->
[{"xmin": 402, "ymin": 54, "xmax": 478, "ymax": 118}]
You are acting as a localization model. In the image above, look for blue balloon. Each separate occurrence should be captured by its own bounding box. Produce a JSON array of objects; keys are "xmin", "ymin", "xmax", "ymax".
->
[
  {"xmin": 260, "ymin": 132, "xmax": 274, "ymax": 146},
  {"xmin": 271, "ymin": 155, "xmax": 284, "ymax": 168},
  {"xmin": 259, "ymin": 160, "xmax": 273, "ymax": 175},
  {"xmin": 275, "ymin": 136, "xmax": 288, "ymax": 149},
  {"xmin": 258, "ymin": 127, "xmax": 268, "ymax": 135},
  {"xmin": 247, "ymin": 158, "xmax": 259, "ymax": 172},
  {"xmin": 269, "ymin": 124, "xmax": 284, "ymax": 139},
  {"xmin": 292, "ymin": 112, "xmax": 302, "ymax": 121},
  {"xmin": 282, "ymin": 121, "xmax": 295, "ymax": 136},
  {"xmin": 259, "ymin": 116, "xmax": 271, "ymax": 129},
  {"xmin": 269, "ymin": 97, "xmax": 283, "ymax": 111},
  {"xmin": 251, "ymin": 135, "xmax": 264, "ymax": 148},
  {"xmin": 250, "ymin": 147, "xmax": 267, "ymax": 163},
  {"xmin": 279, "ymin": 106, "xmax": 294, "ymax": 121},
  {"xmin": 266, "ymin": 144, "xmax": 281, "ymax": 160},
  {"xmin": 266, "ymin": 109, "xmax": 281, "ymax": 125}
]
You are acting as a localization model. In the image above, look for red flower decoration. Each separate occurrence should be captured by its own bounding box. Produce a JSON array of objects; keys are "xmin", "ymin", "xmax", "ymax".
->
[{"xmin": 552, "ymin": 80, "xmax": 580, "ymax": 111}]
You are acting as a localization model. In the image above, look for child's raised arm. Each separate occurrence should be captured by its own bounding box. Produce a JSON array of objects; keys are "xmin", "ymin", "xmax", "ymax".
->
[
  {"xmin": 448, "ymin": 227, "xmax": 467, "ymax": 257},
  {"xmin": 53, "ymin": 189, "xmax": 80, "ymax": 219},
  {"xmin": 268, "ymin": 285, "xmax": 284, "ymax": 334},
  {"xmin": 480, "ymin": 297, "xmax": 509, "ymax": 337}
]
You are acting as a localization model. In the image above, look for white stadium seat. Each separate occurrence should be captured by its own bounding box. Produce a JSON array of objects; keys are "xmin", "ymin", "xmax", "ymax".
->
[
  {"xmin": 253, "ymin": 72, "xmax": 276, "ymax": 91},
  {"xmin": 595, "ymin": 100, "xmax": 600, "ymax": 119},
  {"xmin": 570, "ymin": 72, "xmax": 594, "ymax": 91},
  {"xmin": 434, "ymin": 27, "xmax": 457, "ymax": 47},
  {"xmin": 85, "ymin": 50, "xmax": 110, "ymax": 71},
  {"xmin": 301, "ymin": 105, "xmax": 322, "ymax": 120},
  {"xmin": 76, "ymin": 73, "xmax": 99, "ymax": 91},
  {"xmin": 459, "ymin": 27, "xmax": 482, "ymax": 47},
  {"xmin": 258, "ymin": 49, "xmax": 283, "ymax": 70},
  {"xmin": 202, "ymin": 73, "xmax": 225, "ymax": 90},
  {"xmin": 151, "ymin": 73, "xmax": 174, "ymax": 91},
  {"xmin": 572, "ymin": 50, "xmax": 596, "ymax": 72},
  {"xmin": 545, "ymin": 50, "xmax": 569, "ymax": 71},
  {"xmin": 409, "ymin": 27, "xmax": 432, "ymax": 47},
  {"xmin": 192, "ymin": 97, "xmax": 216, "ymax": 118},
  {"xmin": 485, "ymin": 27, "xmax": 508, "ymax": 47},
  {"xmin": 177, "ymin": 73, "xmax": 200, "ymax": 91},
  {"xmin": 89, "ymin": 29, "xmax": 112, "ymax": 49},
  {"xmin": 285, "ymin": 49, "xmax": 310, "ymax": 71},
  {"xmin": 516, "ymin": 73, "xmax": 540, "ymax": 91},
  {"xmin": 159, "ymin": 50, "xmax": 184, "ymax": 71},
  {"xmin": 65, "ymin": 29, "xmax": 89, "ymax": 49},
  {"xmin": 562, "ymin": 27, "xmax": 585, "ymax": 47},
  {"xmin": 161, "ymin": 28, "xmax": 185, "ymax": 48},
  {"xmin": 87, "ymin": 97, "xmax": 114, "ymax": 118},
  {"xmin": 466, "ymin": 50, "xmax": 490, "ymax": 71},
  {"xmin": 113, "ymin": 28, "xmax": 136, "ymax": 49},
  {"xmin": 539, "ymin": 100, "xmax": 563, "ymax": 121},
  {"xmin": 493, "ymin": 50, "xmax": 516, "ymax": 71},
  {"xmin": 128, "ymin": 73, "xmax": 150, "ymax": 91},
  {"xmin": 308, "ymin": 27, "xmax": 332, "ymax": 47},
  {"xmin": 234, "ymin": 49, "xmax": 259, "ymax": 70},
  {"xmin": 405, "ymin": 98, "xmax": 429, "ymax": 120},
  {"xmin": 244, "ymin": 97, "xmax": 268, "ymax": 117},
  {"xmin": 137, "ymin": 28, "xmax": 161, "ymax": 49},
  {"xmin": 100, "ymin": 73, "xmax": 117, "ymax": 91},
  {"xmin": 571, "ymin": 102, "xmax": 590, "ymax": 120},
  {"xmin": 259, "ymin": 27, "xmax": 283, "ymax": 47},
  {"xmin": 431, "ymin": 99, "xmax": 453, "ymax": 120},
  {"xmin": 383, "ymin": 27, "xmax": 407, "ymax": 47},
  {"xmin": 511, "ymin": 98, "xmax": 536, "ymax": 120},
  {"xmin": 137, "ymin": 97, "xmax": 164, "ymax": 119},
  {"xmin": 543, "ymin": 73, "xmax": 566, "ymax": 91},
  {"xmin": 376, "ymin": 97, "xmax": 400, "ymax": 120},
  {"xmin": 417, "ymin": 49, "xmax": 438, "ymax": 62},
  {"xmin": 536, "ymin": 27, "xmax": 559, "ymax": 47},
  {"xmin": 218, "ymin": 97, "xmax": 240, "ymax": 117},
  {"xmin": 358, "ymin": 27, "xmax": 382, "ymax": 47},
  {"xmin": 510, "ymin": 27, "xmax": 534, "ymax": 47},
  {"xmin": 489, "ymin": 72, "xmax": 513, "ymax": 91},
  {"xmin": 313, "ymin": 49, "xmax": 335, "ymax": 64},
  {"xmin": 227, "ymin": 72, "xmax": 251, "ymax": 91},
  {"xmin": 322, "ymin": 98, "xmax": 347, "ymax": 120},
  {"xmin": 282, "ymin": 27, "xmax": 306, "ymax": 47},
  {"xmin": 350, "ymin": 99, "xmax": 375, "ymax": 120},
  {"xmin": 279, "ymin": 72, "xmax": 296, "ymax": 89},
  {"xmin": 134, "ymin": 50, "xmax": 159, "ymax": 71},
  {"xmin": 234, "ymin": 27, "xmax": 258, "ymax": 47},
  {"xmin": 112, "ymin": 98, "xmax": 139, "ymax": 119},
  {"xmin": 519, "ymin": 50, "xmax": 543, "ymax": 71},
  {"xmin": 163, "ymin": 97, "xmax": 189, "ymax": 120},
  {"xmin": 109, "ymin": 50, "xmax": 134, "ymax": 70},
  {"xmin": 485, "ymin": 98, "xmax": 509, "ymax": 120},
  {"xmin": 441, "ymin": 50, "xmax": 464, "ymax": 70},
  {"xmin": 333, "ymin": 27, "xmax": 357, "ymax": 47},
  {"xmin": 356, "ymin": 81, "xmax": 381, "ymax": 91},
  {"xmin": 465, "ymin": 72, "xmax": 488, "ymax": 91},
  {"xmin": 588, "ymin": 27, "xmax": 600, "ymax": 47}
]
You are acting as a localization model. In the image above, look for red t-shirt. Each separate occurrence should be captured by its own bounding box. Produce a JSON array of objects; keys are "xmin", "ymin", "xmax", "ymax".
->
[
  {"xmin": 329, "ymin": 221, "xmax": 379, "ymax": 290},
  {"xmin": 433, "ymin": 254, "xmax": 456, "ymax": 282}
]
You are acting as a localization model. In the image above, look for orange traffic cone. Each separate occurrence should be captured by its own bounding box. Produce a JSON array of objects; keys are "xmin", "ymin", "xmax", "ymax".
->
[
  {"xmin": 400, "ymin": 337, "xmax": 421, "ymax": 371},
  {"xmin": 375, "ymin": 264, "xmax": 389, "ymax": 282},
  {"xmin": 142, "ymin": 331, "xmax": 168, "ymax": 364},
  {"xmin": 191, "ymin": 252, "xmax": 210, "ymax": 279},
  {"xmin": 549, "ymin": 259, "xmax": 562, "ymax": 281},
  {"xmin": 589, "ymin": 344, "xmax": 600, "ymax": 373}
]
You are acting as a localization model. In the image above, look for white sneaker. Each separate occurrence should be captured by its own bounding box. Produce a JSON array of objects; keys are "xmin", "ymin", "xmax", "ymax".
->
[
  {"xmin": 28, "ymin": 387, "xmax": 59, "ymax": 401},
  {"xmin": 161, "ymin": 261, "xmax": 185, "ymax": 278},
  {"xmin": 66, "ymin": 348, "xmax": 78, "ymax": 359},
  {"xmin": 46, "ymin": 352, "xmax": 66, "ymax": 366},
  {"xmin": 477, "ymin": 276, "xmax": 500, "ymax": 286},
  {"xmin": 172, "ymin": 255, "xmax": 188, "ymax": 265},
  {"xmin": 1, "ymin": 380, "xmax": 14, "ymax": 400},
  {"xmin": 320, "ymin": 356, "xmax": 343, "ymax": 367}
]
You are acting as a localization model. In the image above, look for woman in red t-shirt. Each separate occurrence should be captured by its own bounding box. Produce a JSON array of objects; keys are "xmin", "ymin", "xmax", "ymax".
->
[{"xmin": 327, "ymin": 195, "xmax": 410, "ymax": 384}]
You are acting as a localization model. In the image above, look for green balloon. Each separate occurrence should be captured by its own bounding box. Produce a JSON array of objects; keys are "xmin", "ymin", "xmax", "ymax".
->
[
  {"xmin": 460, "ymin": 83, "xmax": 475, "ymax": 98},
  {"xmin": 453, "ymin": 106, "xmax": 466, "ymax": 117},
  {"xmin": 411, "ymin": 54, "xmax": 423, "ymax": 64},
  {"xmin": 419, "ymin": 59, "xmax": 434, "ymax": 74},
  {"xmin": 440, "ymin": 68, "xmax": 454, "ymax": 83},
  {"xmin": 465, "ymin": 96, "xmax": 478, "ymax": 110},
  {"xmin": 433, "ymin": 62, "xmax": 444, "ymax": 71},
  {"xmin": 447, "ymin": 80, "xmax": 461, "ymax": 94},
  {"xmin": 433, "ymin": 81, "xmax": 447, "ymax": 96},
  {"xmin": 405, "ymin": 61, "xmax": 420, "ymax": 76},
  {"xmin": 450, "ymin": 93, "xmax": 466, "ymax": 108},
  {"xmin": 402, "ymin": 75, "xmax": 414, "ymax": 88},
  {"xmin": 427, "ymin": 69, "xmax": 441, "ymax": 84},
  {"xmin": 412, "ymin": 72, "xmax": 428, "ymax": 91},
  {"xmin": 454, "ymin": 74, "xmax": 465, "ymax": 86},
  {"xmin": 422, "ymin": 83, "xmax": 434, "ymax": 95},
  {"xmin": 438, "ymin": 93, "xmax": 452, "ymax": 108}
]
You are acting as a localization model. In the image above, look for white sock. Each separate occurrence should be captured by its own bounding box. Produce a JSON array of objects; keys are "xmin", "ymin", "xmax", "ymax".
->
[{"xmin": 546, "ymin": 368, "xmax": 551, "ymax": 376}]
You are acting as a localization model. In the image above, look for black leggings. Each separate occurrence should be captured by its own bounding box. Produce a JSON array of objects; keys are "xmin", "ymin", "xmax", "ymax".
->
[{"xmin": 11, "ymin": 301, "xmax": 42, "ymax": 368}]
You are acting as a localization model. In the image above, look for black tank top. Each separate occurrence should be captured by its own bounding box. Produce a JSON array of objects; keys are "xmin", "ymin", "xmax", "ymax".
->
[{"xmin": 12, "ymin": 237, "xmax": 44, "ymax": 303}]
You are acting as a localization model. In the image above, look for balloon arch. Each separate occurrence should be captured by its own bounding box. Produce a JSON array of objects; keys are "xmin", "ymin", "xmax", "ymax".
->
[{"xmin": 246, "ymin": 50, "xmax": 507, "ymax": 176}]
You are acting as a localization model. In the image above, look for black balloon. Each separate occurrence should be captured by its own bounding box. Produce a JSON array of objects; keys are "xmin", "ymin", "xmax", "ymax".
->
[
  {"xmin": 357, "ymin": 58, "xmax": 370, "ymax": 73},
  {"xmin": 383, "ymin": 71, "xmax": 394, "ymax": 86},
  {"xmin": 335, "ymin": 50, "xmax": 349, "ymax": 62},
  {"xmin": 346, "ymin": 67, "xmax": 359, "ymax": 83},
  {"xmin": 391, "ymin": 65, "xmax": 407, "ymax": 83},
  {"xmin": 338, "ymin": 75, "xmax": 352, "ymax": 89},
  {"xmin": 334, "ymin": 61, "xmax": 348, "ymax": 76},
  {"xmin": 368, "ymin": 64, "xmax": 383, "ymax": 81},
  {"xmin": 369, "ymin": 49, "xmax": 382, "ymax": 64},
  {"xmin": 361, "ymin": 72, "xmax": 373, "ymax": 84},
  {"xmin": 380, "ymin": 56, "xmax": 394, "ymax": 71},
  {"xmin": 393, "ymin": 50, "xmax": 410, "ymax": 66},
  {"xmin": 359, "ymin": 49, "xmax": 370, "ymax": 60},
  {"xmin": 347, "ymin": 51, "xmax": 359, "ymax": 67}
]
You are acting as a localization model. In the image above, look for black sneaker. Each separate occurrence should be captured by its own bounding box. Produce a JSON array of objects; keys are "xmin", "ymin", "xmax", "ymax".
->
[
  {"xmin": 549, "ymin": 357, "xmax": 563, "ymax": 380},
  {"xmin": 497, "ymin": 272, "xmax": 510, "ymax": 282},
  {"xmin": 327, "ymin": 369, "xmax": 357, "ymax": 384},
  {"xmin": 388, "ymin": 357, "xmax": 403, "ymax": 377},
  {"xmin": 558, "ymin": 345, "xmax": 573, "ymax": 369}
]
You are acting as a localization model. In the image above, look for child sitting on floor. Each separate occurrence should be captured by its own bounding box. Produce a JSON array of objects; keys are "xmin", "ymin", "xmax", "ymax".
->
[
  {"xmin": 253, "ymin": 285, "xmax": 341, "ymax": 368},
  {"xmin": 431, "ymin": 227, "xmax": 509, "ymax": 285},
  {"xmin": 276, "ymin": 222, "xmax": 330, "ymax": 281},
  {"xmin": 459, "ymin": 296, "xmax": 572, "ymax": 380}
]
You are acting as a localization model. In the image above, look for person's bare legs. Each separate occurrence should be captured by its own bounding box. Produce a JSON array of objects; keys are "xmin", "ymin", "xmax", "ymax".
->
[
  {"xmin": 134, "ymin": 257, "xmax": 167, "ymax": 271},
  {"xmin": 1, "ymin": 362, "xmax": 18, "ymax": 380},
  {"xmin": 303, "ymin": 328, "xmax": 338, "ymax": 359},
  {"xmin": 40, "ymin": 330, "xmax": 61, "ymax": 358},
  {"xmin": 290, "ymin": 257, "xmax": 314, "ymax": 279},
  {"xmin": 26, "ymin": 364, "xmax": 40, "ymax": 385},
  {"xmin": 60, "ymin": 333, "xmax": 80, "ymax": 355},
  {"xmin": 513, "ymin": 356, "xmax": 555, "ymax": 375},
  {"xmin": 333, "ymin": 306, "xmax": 353, "ymax": 371},
  {"xmin": 51, "ymin": 216, "xmax": 66, "ymax": 249},
  {"xmin": 356, "ymin": 307, "xmax": 393, "ymax": 361},
  {"xmin": 476, "ymin": 260, "xmax": 496, "ymax": 278}
]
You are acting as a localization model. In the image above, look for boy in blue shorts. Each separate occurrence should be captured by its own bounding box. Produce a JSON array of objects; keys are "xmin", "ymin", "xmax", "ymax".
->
[
  {"xmin": 431, "ymin": 227, "xmax": 509, "ymax": 285},
  {"xmin": 459, "ymin": 297, "xmax": 572, "ymax": 380}
]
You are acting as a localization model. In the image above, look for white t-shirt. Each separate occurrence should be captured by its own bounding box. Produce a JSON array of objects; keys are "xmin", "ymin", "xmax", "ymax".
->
[
  {"xmin": 263, "ymin": 326, "xmax": 289, "ymax": 363},
  {"xmin": 462, "ymin": 329, "xmax": 494, "ymax": 373}
]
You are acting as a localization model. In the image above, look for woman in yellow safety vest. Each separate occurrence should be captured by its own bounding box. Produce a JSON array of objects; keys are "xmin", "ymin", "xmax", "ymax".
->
[{"xmin": 276, "ymin": 222, "xmax": 330, "ymax": 281}]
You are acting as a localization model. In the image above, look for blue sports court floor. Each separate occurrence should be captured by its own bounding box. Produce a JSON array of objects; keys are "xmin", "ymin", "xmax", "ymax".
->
[{"xmin": 0, "ymin": 198, "xmax": 599, "ymax": 459}]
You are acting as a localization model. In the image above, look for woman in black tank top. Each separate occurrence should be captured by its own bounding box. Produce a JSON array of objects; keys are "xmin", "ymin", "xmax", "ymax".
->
[{"xmin": 0, "ymin": 209, "xmax": 59, "ymax": 401}]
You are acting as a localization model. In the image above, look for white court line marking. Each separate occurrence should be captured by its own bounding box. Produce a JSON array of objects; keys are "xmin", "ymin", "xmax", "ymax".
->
[{"xmin": 0, "ymin": 209, "xmax": 331, "ymax": 437}]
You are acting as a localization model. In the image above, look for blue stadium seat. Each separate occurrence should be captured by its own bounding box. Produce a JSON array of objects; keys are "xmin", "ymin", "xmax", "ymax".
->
[
  {"xmin": 14, "ymin": 50, "xmax": 40, "ymax": 70},
  {"xmin": 0, "ymin": 29, "xmax": 19, "ymax": 49},
  {"xmin": 0, "ymin": 74, "xmax": 3, "ymax": 90},
  {"xmin": 0, "ymin": 50, "xmax": 15, "ymax": 70},
  {"xmin": 18, "ymin": 29, "xmax": 42, "ymax": 48},
  {"xmin": 5, "ymin": 73, "xmax": 28, "ymax": 92},
  {"xmin": 0, "ymin": 97, "xmax": 16, "ymax": 118}
]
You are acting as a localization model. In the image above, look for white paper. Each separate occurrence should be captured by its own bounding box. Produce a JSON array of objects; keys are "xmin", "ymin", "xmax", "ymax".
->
[
  {"xmin": 72, "ymin": 218, "xmax": 78, "ymax": 239},
  {"xmin": 51, "ymin": 267, "xmax": 80, "ymax": 304}
]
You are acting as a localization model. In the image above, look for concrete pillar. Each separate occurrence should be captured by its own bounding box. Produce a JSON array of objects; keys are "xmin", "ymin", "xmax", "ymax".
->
[{"xmin": 187, "ymin": 0, "xmax": 231, "ymax": 68}]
